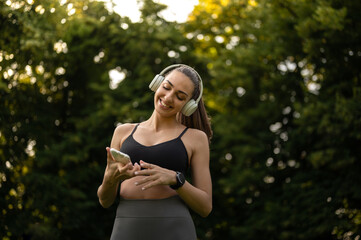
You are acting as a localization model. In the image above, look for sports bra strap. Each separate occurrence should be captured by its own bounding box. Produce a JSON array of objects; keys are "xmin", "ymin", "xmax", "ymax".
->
[
  {"xmin": 130, "ymin": 123, "xmax": 140, "ymax": 136},
  {"xmin": 178, "ymin": 127, "xmax": 189, "ymax": 138}
]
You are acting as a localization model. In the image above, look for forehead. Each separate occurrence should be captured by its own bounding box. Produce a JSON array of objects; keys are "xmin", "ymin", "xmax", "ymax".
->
[{"xmin": 165, "ymin": 70, "xmax": 194, "ymax": 94}]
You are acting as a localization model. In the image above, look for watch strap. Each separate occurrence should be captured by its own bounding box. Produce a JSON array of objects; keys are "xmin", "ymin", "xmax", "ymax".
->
[{"xmin": 170, "ymin": 171, "xmax": 185, "ymax": 190}]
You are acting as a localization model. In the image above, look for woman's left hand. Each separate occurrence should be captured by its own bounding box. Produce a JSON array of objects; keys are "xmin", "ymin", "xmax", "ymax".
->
[{"xmin": 134, "ymin": 160, "xmax": 177, "ymax": 190}]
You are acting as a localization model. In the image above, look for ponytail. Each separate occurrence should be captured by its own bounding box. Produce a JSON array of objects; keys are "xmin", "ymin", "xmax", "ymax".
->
[{"xmin": 170, "ymin": 65, "xmax": 213, "ymax": 143}]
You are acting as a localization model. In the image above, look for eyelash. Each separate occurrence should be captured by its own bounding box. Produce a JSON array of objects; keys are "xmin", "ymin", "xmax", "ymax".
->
[{"xmin": 162, "ymin": 86, "xmax": 184, "ymax": 101}]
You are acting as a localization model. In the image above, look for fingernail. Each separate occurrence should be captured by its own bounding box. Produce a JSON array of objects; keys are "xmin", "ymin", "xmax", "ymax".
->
[
  {"xmin": 134, "ymin": 171, "xmax": 138, "ymax": 175},
  {"xmin": 142, "ymin": 187, "xmax": 145, "ymax": 191},
  {"xmin": 135, "ymin": 182, "xmax": 138, "ymax": 185}
]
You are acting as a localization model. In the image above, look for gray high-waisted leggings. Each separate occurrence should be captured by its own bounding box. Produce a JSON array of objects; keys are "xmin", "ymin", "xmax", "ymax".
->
[{"xmin": 110, "ymin": 196, "xmax": 197, "ymax": 240}]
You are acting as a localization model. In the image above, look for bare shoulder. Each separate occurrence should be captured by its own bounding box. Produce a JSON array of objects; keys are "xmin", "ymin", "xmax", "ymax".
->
[
  {"xmin": 188, "ymin": 128, "xmax": 208, "ymax": 141},
  {"xmin": 183, "ymin": 128, "xmax": 209, "ymax": 148},
  {"xmin": 111, "ymin": 123, "xmax": 138, "ymax": 149},
  {"xmin": 114, "ymin": 123, "xmax": 137, "ymax": 135}
]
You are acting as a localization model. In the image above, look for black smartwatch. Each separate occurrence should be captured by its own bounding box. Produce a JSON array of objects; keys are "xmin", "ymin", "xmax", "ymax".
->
[{"xmin": 170, "ymin": 171, "xmax": 185, "ymax": 190}]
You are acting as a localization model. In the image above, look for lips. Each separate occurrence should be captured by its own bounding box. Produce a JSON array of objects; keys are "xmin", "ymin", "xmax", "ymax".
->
[{"xmin": 159, "ymin": 99, "xmax": 172, "ymax": 109}]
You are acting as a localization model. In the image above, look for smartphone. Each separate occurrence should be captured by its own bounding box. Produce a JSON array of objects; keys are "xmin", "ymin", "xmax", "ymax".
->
[{"xmin": 110, "ymin": 148, "xmax": 131, "ymax": 165}]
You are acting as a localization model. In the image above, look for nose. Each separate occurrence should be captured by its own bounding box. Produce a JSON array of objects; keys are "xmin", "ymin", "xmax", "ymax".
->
[{"xmin": 163, "ymin": 91, "xmax": 173, "ymax": 103}]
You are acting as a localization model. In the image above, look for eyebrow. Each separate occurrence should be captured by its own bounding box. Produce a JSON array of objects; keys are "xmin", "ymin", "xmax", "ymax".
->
[{"xmin": 165, "ymin": 80, "xmax": 189, "ymax": 96}]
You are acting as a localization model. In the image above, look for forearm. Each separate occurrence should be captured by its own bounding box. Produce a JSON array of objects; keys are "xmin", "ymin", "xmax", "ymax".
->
[
  {"xmin": 176, "ymin": 181, "xmax": 212, "ymax": 217},
  {"xmin": 134, "ymin": 160, "xmax": 212, "ymax": 217},
  {"xmin": 97, "ymin": 178, "xmax": 119, "ymax": 208}
]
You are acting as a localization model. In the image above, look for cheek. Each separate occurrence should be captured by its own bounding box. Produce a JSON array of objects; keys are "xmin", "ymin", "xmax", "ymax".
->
[
  {"xmin": 154, "ymin": 88, "xmax": 164, "ymax": 98},
  {"xmin": 177, "ymin": 99, "xmax": 188, "ymax": 109}
]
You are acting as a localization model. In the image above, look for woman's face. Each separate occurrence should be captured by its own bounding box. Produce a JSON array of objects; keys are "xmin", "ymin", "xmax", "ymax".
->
[{"xmin": 154, "ymin": 70, "xmax": 195, "ymax": 117}]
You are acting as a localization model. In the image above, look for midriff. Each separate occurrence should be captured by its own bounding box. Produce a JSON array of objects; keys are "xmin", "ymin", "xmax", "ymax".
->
[{"xmin": 119, "ymin": 176, "xmax": 177, "ymax": 199}]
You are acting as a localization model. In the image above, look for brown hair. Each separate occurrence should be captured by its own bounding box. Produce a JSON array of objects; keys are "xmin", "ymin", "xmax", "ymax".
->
[{"xmin": 170, "ymin": 66, "xmax": 213, "ymax": 143}]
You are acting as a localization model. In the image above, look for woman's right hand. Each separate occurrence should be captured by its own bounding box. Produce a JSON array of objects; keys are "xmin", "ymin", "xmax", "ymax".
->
[{"xmin": 104, "ymin": 147, "xmax": 140, "ymax": 184}]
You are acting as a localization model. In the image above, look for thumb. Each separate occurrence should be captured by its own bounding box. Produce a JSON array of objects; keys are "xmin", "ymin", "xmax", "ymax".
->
[{"xmin": 106, "ymin": 147, "xmax": 115, "ymax": 162}]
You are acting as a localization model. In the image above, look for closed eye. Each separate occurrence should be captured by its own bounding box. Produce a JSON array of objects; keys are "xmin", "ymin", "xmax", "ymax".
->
[
  {"xmin": 163, "ymin": 81, "xmax": 188, "ymax": 101},
  {"xmin": 177, "ymin": 95, "xmax": 185, "ymax": 101},
  {"xmin": 163, "ymin": 86, "xmax": 184, "ymax": 100}
]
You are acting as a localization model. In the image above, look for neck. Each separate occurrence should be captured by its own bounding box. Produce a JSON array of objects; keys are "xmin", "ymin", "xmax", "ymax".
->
[{"xmin": 144, "ymin": 111, "xmax": 180, "ymax": 131}]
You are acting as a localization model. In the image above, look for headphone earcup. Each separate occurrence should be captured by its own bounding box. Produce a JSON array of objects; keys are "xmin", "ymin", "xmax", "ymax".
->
[
  {"xmin": 181, "ymin": 99, "xmax": 198, "ymax": 116},
  {"xmin": 149, "ymin": 74, "xmax": 164, "ymax": 92}
]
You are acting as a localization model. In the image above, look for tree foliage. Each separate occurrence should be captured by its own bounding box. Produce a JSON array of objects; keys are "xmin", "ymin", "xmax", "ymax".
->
[
  {"xmin": 185, "ymin": 0, "xmax": 361, "ymax": 239},
  {"xmin": 1, "ymin": 0, "xmax": 360, "ymax": 239}
]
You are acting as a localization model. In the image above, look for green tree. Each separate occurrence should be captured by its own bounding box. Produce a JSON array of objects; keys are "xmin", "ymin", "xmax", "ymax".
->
[
  {"xmin": 185, "ymin": 0, "xmax": 361, "ymax": 239},
  {"xmin": 1, "ymin": 0, "xmax": 204, "ymax": 239},
  {"xmin": 1, "ymin": 0, "xmax": 70, "ymax": 238},
  {"xmin": 3, "ymin": 0, "xmax": 360, "ymax": 239}
]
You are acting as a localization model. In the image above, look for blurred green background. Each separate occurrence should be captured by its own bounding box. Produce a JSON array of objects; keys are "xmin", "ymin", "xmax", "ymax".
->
[{"xmin": 1, "ymin": 0, "xmax": 361, "ymax": 239}]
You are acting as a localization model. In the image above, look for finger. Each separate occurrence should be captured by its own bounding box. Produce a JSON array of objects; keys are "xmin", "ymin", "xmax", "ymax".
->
[
  {"xmin": 134, "ymin": 175, "xmax": 157, "ymax": 186},
  {"xmin": 140, "ymin": 160, "xmax": 155, "ymax": 169},
  {"xmin": 134, "ymin": 163, "xmax": 141, "ymax": 171},
  {"xmin": 118, "ymin": 162, "xmax": 133, "ymax": 173},
  {"xmin": 134, "ymin": 169, "xmax": 154, "ymax": 176},
  {"xmin": 106, "ymin": 147, "xmax": 116, "ymax": 162},
  {"xmin": 134, "ymin": 177, "xmax": 147, "ymax": 186},
  {"xmin": 126, "ymin": 163, "xmax": 134, "ymax": 170},
  {"xmin": 130, "ymin": 163, "xmax": 141, "ymax": 177},
  {"xmin": 141, "ymin": 179, "xmax": 162, "ymax": 191}
]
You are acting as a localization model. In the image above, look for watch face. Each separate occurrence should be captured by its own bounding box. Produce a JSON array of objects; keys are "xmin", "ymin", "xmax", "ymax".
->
[
  {"xmin": 170, "ymin": 172, "xmax": 185, "ymax": 190},
  {"xmin": 177, "ymin": 172, "xmax": 185, "ymax": 184}
]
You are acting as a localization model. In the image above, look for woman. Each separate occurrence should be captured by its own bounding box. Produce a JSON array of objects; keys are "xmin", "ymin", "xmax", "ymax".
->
[{"xmin": 97, "ymin": 64, "xmax": 213, "ymax": 240}]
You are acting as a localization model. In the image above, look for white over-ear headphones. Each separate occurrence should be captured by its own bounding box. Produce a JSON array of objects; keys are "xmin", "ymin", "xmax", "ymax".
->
[{"xmin": 149, "ymin": 64, "xmax": 203, "ymax": 116}]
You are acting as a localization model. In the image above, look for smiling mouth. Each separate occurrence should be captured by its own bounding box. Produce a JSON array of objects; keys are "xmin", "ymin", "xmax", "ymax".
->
[{"xmin": 159, "ymin": 99, "xmax": 172, "ymax": 108}]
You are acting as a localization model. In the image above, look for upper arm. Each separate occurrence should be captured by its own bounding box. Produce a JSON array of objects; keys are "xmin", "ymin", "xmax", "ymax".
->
[{"xmin": 189, "ymin": 130, "xmax": 212, "ymax": 196}]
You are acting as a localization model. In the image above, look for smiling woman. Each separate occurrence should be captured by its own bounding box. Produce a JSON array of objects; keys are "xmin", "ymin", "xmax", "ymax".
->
[
  {"xmin": 97, "ymin": 64, "xmax": 213, "ymax": 239},
  {"xmin": 154, "ymin": 71, "xmax": 194, "ymax": 118}
]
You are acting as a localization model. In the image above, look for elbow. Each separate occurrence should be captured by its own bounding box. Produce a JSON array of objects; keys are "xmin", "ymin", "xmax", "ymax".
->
[
  {"xmin": 98, "ymin": 193, "xmax": 114, "ymax": 208},
  {"xmin": 197, "ymin": 192, "xmax": 213, "ymax": 217},
  {"xmin": 99, "ymin": 199, "xmax": 112, "ymax": 208},
  {"xmin": 199, "ymin": 203, "xmax": 212, "ymax": 218}
]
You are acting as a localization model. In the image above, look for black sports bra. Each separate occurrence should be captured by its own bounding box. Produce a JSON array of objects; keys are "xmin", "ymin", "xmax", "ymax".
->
[{"xmin": 120, "ymin": 124, "xmax": 189, "ymax": 174}]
